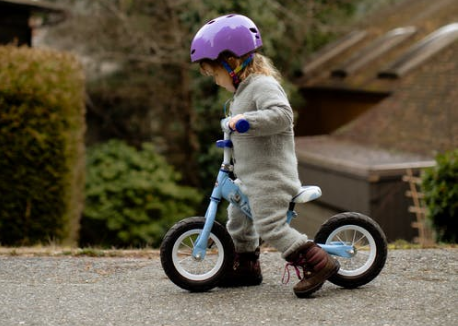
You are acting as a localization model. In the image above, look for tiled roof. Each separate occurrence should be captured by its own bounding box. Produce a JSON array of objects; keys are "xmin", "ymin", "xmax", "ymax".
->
[
  {"xmin": 297, "ymin": 0, "xmax": 458, "ymax": 94},
  {"xmin": 296, "ymin": 0, "xmax": 457, "ymax": 162},
  {"xmin": 335, "ymin": 40, "xmax": 458, "ymax": 157}
]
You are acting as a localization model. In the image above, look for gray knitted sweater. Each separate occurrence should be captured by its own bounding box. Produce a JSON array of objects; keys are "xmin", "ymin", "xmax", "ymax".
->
[{"xmin": 230, "ymin": 74, "xmax": 301, "ymax": 201}]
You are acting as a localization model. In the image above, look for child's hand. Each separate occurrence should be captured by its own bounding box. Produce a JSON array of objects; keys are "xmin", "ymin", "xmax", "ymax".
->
[{"xmin": 229, "ymin": 114, "xmax": 246, "ymax": 131}]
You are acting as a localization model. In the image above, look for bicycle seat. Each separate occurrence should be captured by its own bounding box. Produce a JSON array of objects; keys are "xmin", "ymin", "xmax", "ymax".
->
[{"xmin": 292, "ymin": 186, "xmax": 322, "ymax": 204}]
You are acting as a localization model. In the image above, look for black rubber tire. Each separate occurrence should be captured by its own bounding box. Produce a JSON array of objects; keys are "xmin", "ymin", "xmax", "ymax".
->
[
  {"xmin": 160, "ymin": 217, "xmax": 234, "ymax": 292},
  {"xmin": 314, "ymin": 212, "xmax": 388, "ymax": 289}
]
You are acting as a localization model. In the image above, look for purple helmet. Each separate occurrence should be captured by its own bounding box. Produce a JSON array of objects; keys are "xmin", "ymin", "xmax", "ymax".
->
[{"xmin": 190, "ymin": 14, "xmax": 262, "ymax": 62}]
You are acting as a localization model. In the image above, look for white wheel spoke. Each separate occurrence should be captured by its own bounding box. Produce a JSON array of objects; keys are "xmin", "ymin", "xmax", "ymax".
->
[
  {"xmin": 353, "ymin": 234, "xmax": 367, "ymax": 247},
  {"xmin": 178, "ymin": 255, "xmax": 193, "ymax": 264},
  {"xmin": 179, "ymin": 242, "xmax": 193, "ymax": 251},
  {"xmin": 352, "ymin": 230, "xmax": 357, "ymax": 244},
  {"xmin": 335, "ymin": 234, "xmax": 345, "ymax": 244}
]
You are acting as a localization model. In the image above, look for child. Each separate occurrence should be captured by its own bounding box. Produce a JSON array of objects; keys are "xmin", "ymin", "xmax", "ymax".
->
[{"xmin": 190, "ymin": 14, "xmax": 339, "ymax": 298}]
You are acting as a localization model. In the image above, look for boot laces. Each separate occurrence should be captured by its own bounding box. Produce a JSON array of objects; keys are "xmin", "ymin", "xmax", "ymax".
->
[{"xmin": 281, "ymin": 258, "xmax": 312, "ymax": 284}]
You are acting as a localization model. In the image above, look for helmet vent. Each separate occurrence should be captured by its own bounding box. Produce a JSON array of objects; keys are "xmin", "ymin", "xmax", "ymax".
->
[
  {"xmin": 250, "ymin": 28, "xmax": 260, "ymax": 39},
  {"xmin": 191, "ymin": 49, "xmax": 196, "ymax": 54},
  {"xmin": 207, "ymin": 20, "xmax": 215, "ymax": 25}
]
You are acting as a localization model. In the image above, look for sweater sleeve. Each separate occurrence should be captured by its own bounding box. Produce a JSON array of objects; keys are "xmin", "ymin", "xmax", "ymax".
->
[{"xmin": 242, "ymin": 76, "xmax": 294, "ymax": 137}]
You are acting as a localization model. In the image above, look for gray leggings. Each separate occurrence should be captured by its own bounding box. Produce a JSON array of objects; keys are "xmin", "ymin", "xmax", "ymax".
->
[{"xmin": 226, "ymin": 194, "xmax": 309, "ymax": 258}]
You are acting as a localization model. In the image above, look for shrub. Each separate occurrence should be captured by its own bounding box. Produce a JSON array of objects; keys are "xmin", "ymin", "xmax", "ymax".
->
[
  {"xmin": 81, "ymin": 140, "xmax": 202, "ymax": 247},
  {"xmin": 421, "ymin": 150, "xmax": 458, "ymax": 243},
  {"xmin": 0, "ymin": 46, "xmax": 85, "ymax": 246}
]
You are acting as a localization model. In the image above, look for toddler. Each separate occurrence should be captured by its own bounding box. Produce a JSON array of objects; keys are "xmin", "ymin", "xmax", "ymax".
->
[{"xmin": 190, "ymin": 14, "xmax": 339, "ymax": 298}]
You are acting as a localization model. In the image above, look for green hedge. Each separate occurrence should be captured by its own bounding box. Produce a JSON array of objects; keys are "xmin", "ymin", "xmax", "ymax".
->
[
  {"xmin": 422, "ymin": 150, "xmax": 458, "ymax": 243},
  {"xmin": 81, "ymin": 140, "xmax": 202, "ymax": 248},
  {"xmin": 0, "ymin": 46, "xmax": 86, "ymax": 246}
]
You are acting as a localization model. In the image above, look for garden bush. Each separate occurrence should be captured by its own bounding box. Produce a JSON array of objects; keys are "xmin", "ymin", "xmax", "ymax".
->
[
  {"xmin": 81, "ymin": 140, "xmax": 202, "ymax": 248},
  {"xmin": 0, "ymin": 46, "xmax": 85, "ymax": 246},
  {"xmin": 422, "ymin": 150, "xmax": 458, "ymax": 243}
]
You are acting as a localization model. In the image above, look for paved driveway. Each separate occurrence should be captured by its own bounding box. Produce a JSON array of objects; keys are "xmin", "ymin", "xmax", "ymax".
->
[{"xmin": 0, "ymin": 248, "xmax": 457, "ymax": 326}]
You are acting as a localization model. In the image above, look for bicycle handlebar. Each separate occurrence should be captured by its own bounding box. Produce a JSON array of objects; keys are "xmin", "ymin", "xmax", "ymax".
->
[
  {"xmin": 234, "ymin": 119, "xmax": 250, "ymax": 133},
  {"xmin": 221, "ymin": 117, "xmax": 250, "ymax": 133}
]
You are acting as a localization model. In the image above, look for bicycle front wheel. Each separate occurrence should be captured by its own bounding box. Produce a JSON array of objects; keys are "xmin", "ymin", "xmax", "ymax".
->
[{"xmin": 160, "ymin": 217, "xmax": 234, "ymax": 292}]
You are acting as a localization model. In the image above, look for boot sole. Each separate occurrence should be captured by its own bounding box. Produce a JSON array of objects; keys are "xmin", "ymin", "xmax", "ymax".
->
[{"xmin": 294, "ymin": 260, "xmax": 340, "ymax": 298}]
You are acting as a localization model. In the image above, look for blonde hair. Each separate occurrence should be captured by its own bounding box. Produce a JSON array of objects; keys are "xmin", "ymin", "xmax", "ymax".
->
[{"xmin": 200, "ymin": 52, "xmax": 282, "ymax": 82}]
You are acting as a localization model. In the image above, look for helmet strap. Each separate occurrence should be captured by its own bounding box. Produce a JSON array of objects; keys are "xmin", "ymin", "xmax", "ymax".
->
[{"xmin": 220, "ymin": 54, "xmax": 254, "ymax": 88}]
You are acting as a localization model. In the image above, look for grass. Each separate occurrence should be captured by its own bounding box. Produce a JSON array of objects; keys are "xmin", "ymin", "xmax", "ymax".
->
[
  {"xmin": 0, "ymin": 241, "xmax": 456, "ymax": 258},
  {"xmin": 0, "ymin": 245, "xmax": 160, "ymax": 258},
  {"xmin": 388, "ymin": 239, "xmax": 457, "ymax": 250}
]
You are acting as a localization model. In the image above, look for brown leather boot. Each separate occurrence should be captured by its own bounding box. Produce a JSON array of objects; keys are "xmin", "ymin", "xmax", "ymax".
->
[
  {"xmin": 283, "ymin": 242, "xmax": 340, "ymax": 298},
  {"xmin": 218, "ymin": 247, "xmax": 263, "ymax": 287}
]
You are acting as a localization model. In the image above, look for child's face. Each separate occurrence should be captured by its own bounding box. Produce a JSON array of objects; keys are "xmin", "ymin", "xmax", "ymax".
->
[{"xmin": 201, "ymin": 62, "xmax": 236, "ymax": 93}]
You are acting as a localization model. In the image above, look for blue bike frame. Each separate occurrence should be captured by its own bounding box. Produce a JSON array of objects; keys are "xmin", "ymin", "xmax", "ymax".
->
[{"xmin": 192, "ymin": 121, "xmax": 354, "ymax": 261}]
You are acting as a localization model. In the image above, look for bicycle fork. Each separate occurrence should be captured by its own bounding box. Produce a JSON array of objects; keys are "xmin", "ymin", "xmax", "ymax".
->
[{"xmin": 192, "ymin": 165, "xmax": 250, "ymax": 260}]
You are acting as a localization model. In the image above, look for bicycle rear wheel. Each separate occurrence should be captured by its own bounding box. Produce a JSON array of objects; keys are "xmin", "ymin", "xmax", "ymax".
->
[{"xmin": 315, "ymin": 212, "xmax": 387, "ymax": 288}]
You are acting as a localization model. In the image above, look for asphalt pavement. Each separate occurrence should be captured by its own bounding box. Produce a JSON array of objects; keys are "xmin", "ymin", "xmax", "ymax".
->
[{"xmin": 0, "ymin": 248, "xmax": 457, "ymax": 326}]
